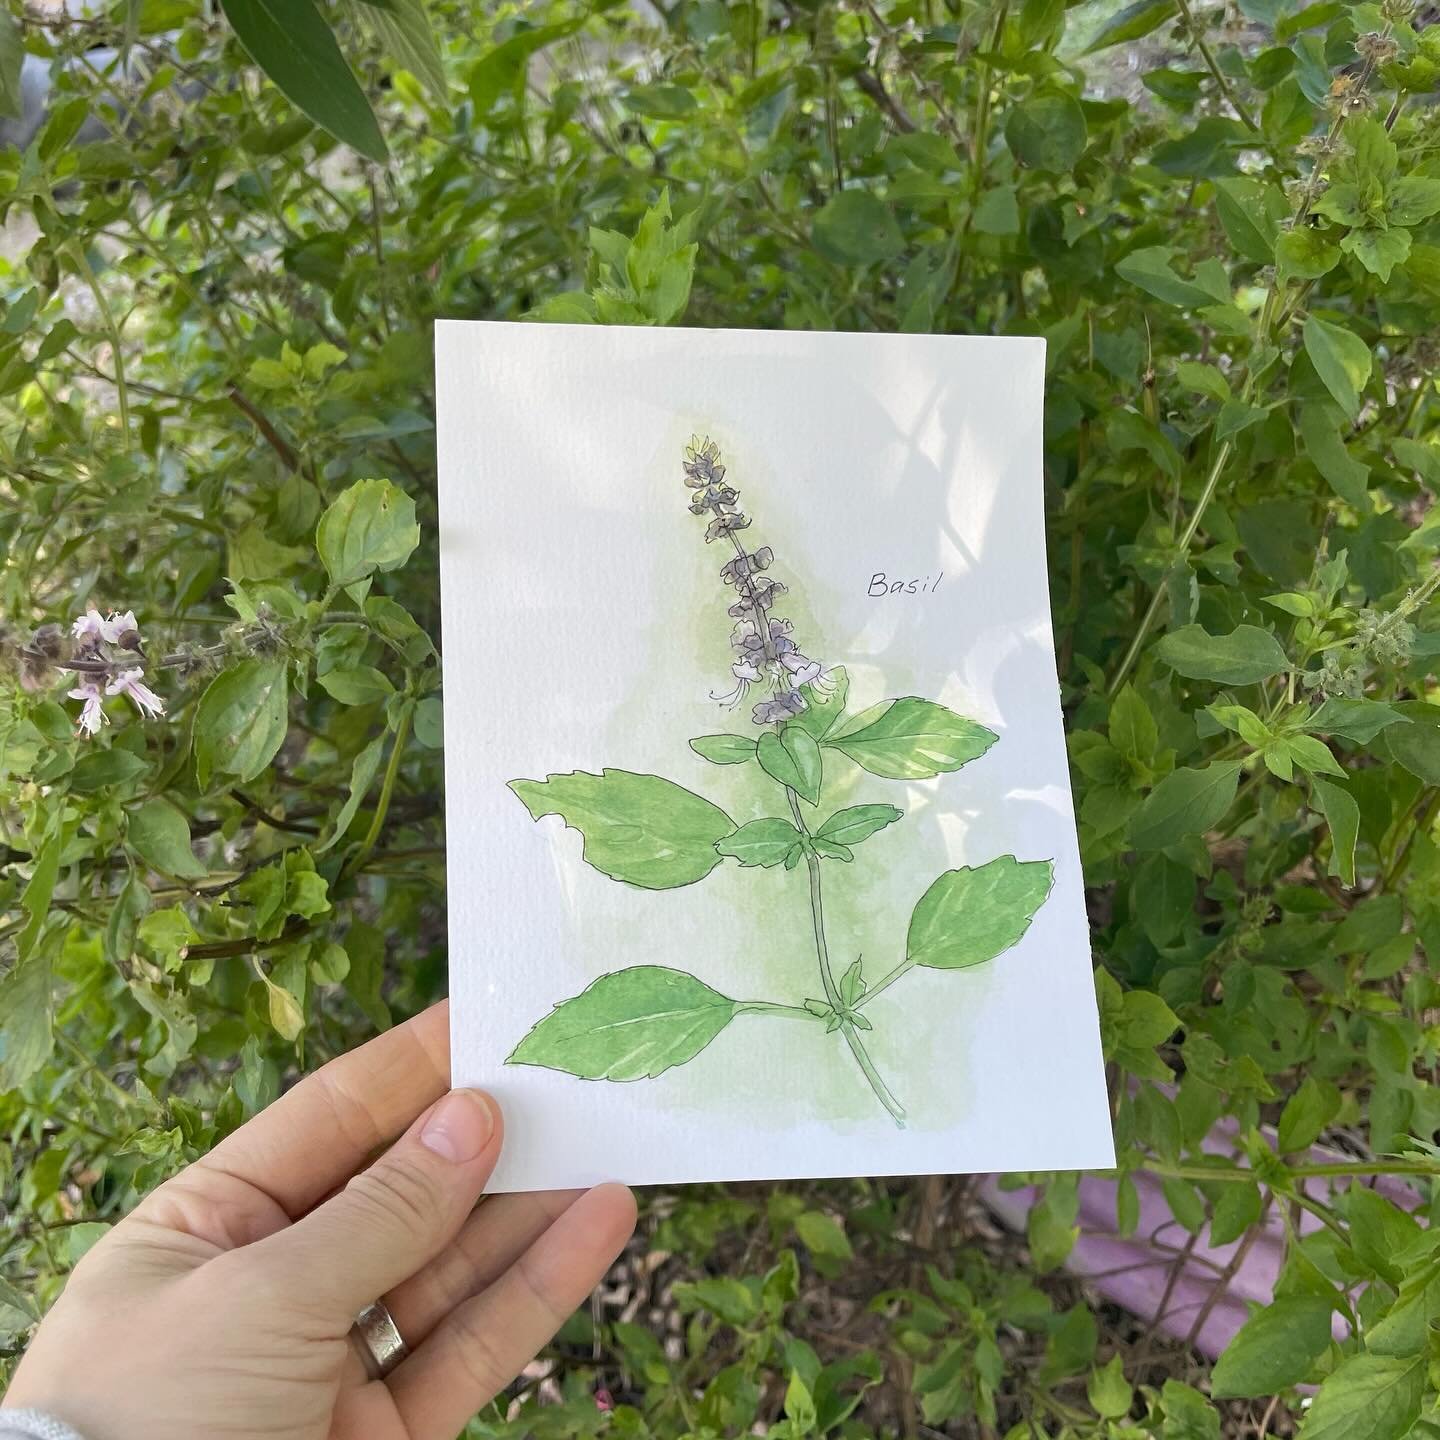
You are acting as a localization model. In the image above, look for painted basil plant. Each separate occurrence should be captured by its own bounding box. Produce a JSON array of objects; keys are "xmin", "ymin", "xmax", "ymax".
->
[{"xmin": 506, "ymin": 439, "xmax": 1054, "ymax": 1126}]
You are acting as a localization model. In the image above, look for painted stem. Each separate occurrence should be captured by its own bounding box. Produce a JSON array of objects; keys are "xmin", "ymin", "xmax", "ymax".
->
[
  {"xmin": 853, "ymin": 955, "xmax": 914, "ymax": 1009},
  {"xmin": 737, "ymin": 1000, "xmax": 820, "ymax": 1020},
  {"xmin": 786, "ymin": 788, "xmax": 907, "ymax": 1127}
]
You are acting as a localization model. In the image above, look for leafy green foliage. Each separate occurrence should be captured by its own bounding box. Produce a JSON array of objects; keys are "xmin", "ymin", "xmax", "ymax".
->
[
  {"xmin": 510, "ymin": 770, "xmax": 734, "ymax": 889},
  {"xmin": 509, "ymin": 967, "xmax": 739, "ymax": 1081},
  {"xmin": 3, "ymin": 0, "xmax": 1439, "ymax": 1432}
]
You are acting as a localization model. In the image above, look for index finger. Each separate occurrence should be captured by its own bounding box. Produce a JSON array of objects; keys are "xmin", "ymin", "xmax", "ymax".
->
[{"xmin": 199, "ymin": 1000, "xmax": 451, "ymax": 1219}]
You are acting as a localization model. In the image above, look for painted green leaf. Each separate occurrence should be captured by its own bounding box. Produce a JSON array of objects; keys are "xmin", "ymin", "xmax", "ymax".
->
[
  {"xmin": 1303, "ymin": 316, "xmax": 1372, "ymax": 422},
  {"xmin": 1004, "ymin": 90, "xmax": 1087, "ymax": 172},
  {"xmin": 814, "ymin": 803, "xmax": 902, "ymax": 847},
  {"xmin": 315, "ymin": 478, "xmax": 421, "ymax": 589},
  {"xmin": 1154, "ymin": 624, "xmax": 1288, "ymax": 685},
  {"xmin": 826, "ymin": 698, "xmax": 997, "ymax": 781},
  {"xmin": 690, "ymin": 734, "xmax": 758, "ymax": 765},
  {"xmin": 509, "ymin": 966, "xmax": 738, "ymax": 1080},
  {"xmin": 1211, "ymin": 1297, "xmax": 1333, "ymax": 1398},
  {"xmin": 510, "ymin": 769, "xmax": 734, "ymax": 889},
  {"xmin": 1295, "ymin": 1354, "xmax": 1424, "ymax": 1440},
  {"xmin": 715, "ymin": 817, "xmax": 802, "ymax": 868},
  {"xmin": 906, "ymin": 855, "xmax": 1055, "ymax": 970},
  {"xmin": 218, "ymin": 0, "xmax": 387, "ymax": 162},
  {"xmin": 790, "ymin": 666, "xmax": 850, "ymax": 740},
  {"xmin": 1310, "ymin": 776, "xmax": 1360, "ymax": 887},
  {"xmin": 811, "ymin": 191, "xmax": 904, "ymax": 265},
  {"xmin": 756, "ymin": 728, "xmax": 823, "ymax": 803},
  {"xmin": 194, "ymin": 659, "xmax": 289, "ymax": 788},
  {"xmin": 1128, "ymin": 761, "xmax": 1242, "ymax": 851},
  {"xmin": 127, "ymin": 798, "xmax": 207, "ymax": 879}
]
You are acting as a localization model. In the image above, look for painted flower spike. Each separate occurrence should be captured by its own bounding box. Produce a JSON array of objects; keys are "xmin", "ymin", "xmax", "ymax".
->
[{"xmin": 683, "ymin": 435, "xmax": 836, "ymax": 726}]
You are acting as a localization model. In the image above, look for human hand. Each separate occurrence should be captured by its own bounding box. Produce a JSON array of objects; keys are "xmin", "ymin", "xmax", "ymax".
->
[{"xmin": 2, "ymin": 1002, "xmax": 637, "ymax": 1440}]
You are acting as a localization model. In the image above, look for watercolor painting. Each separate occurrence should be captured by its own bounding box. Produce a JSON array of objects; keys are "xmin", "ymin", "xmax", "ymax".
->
[{"xmin": 505, "ymin": 438, "xmax": 1056, "ymax": 1127}]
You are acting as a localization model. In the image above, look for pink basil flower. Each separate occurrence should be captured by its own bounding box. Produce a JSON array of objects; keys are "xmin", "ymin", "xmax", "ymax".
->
[
  {"xmin": 67, "ymin": 680, "xmax": 108, "ymax": 736},
  {"xmin": 106, "ymin": 668, "xmax": 165, "ymax": 719}
]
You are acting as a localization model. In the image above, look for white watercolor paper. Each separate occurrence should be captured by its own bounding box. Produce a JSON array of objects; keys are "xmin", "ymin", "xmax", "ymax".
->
[{"xmin": 436, "ymin": 319, "xmax": 1113, "ymax": 1192}]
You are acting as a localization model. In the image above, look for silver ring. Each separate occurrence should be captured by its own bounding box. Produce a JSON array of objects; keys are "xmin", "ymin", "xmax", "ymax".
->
[{"xmin": 352, "ymin": 1299, "xmax": 410, "ymax": 1380}]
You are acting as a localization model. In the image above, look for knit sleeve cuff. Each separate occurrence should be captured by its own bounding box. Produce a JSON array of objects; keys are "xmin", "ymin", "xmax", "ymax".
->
[{"xmin": 0, "ymin": 1411, "xmax": 90, "ymax": 1440}]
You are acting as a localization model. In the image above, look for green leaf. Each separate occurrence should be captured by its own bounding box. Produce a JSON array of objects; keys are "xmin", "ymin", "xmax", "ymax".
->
[
  {"xmin": 1004, "ymin": 90, "xmax": 1087, "ymax": 172},
  {"xmin": 1276, "ymin": 228, "xmax": 1341, "ymax": 284},
  {"xmin": 316, "ymin": 734, "xmax": 386, "ymax": 854},
  {"xmin": 468, "ymin": 19, "xmax": 584, "ymax": 113},
  {"xmin": 413, "ymin": 696, "xmax": 443, "ymax": 749},
  {"xmin": 790, "ymin": 666, "xmax": 850, "ymax": 740},
  {"xmin": 1115, "ymin": 246, "xmax": 1214, "ymax": 308},
  {"xmin": 365, "ymin": 0, "xmax": 447, "ymax": 104},
  {"xmin": 1347, "ymin": 1187, "xmax": 1420, "ymax": 1286},
  {"xmin": 811, "ymin": 190, "xmax": 904, "ymax": 265},
  {"xmin": 0, "ymin": 952, "xmax": 53, "ymax": 1090},
  {"xmin": 1154, "ymin": 623, "xmax": 1289, "ymax": 684},
  {"xmin": 127, "ymin": 798, "xmax": 207, "ymax": 879},
  {"xmin": 814, "ymin": 804, "xmax": 902, "ymax": 847},
  {"xmin": 972, "ymin": 186, "xmax": 1019, "ymax": 235},
  {"xmin": 826, "ymin": 698, "xmax": 997, "ymax": 780},
  {"xmin": 906, "ymin": 855, "xmax": 1055, "ymax": 971},
  {"xmin": 510, "ymin": 769, "xmax": 734, "ymax": 889},
  {"xmin": 1210, "ymin": 1296, "xmax": 1333, "ymax": 1397},
  {"xmin": 1213, "ymin": 178, "xmax": 1282, "ymax": 264},
  {"xmin": 794, "ymin": 1210, "xmax": 853, "ymax": 1262},
  {"xmin": 1298, "ymin": 403, "xmax": 1370, "ymax": 507},
  {"xmin": 1087, "ymin": 1355, "xmax": 1134, "ymax": 1419},
  {"xmin": 1278, "ymin": 1075, "xmax": 1341, "ymax": 1153},
  {"xmin": 1084, "ymin": 0, "xmax": 1175, "ymax": 52},
  {"xmin": 1134, "ymin": 852, "xmax": 1192, "ymax": 946},
  {"xmin": 1307, "ymin": 698, "xmax": 1407, "ymax": 744},
  {"xmin": 1128, "ymin": 761, "xmax": 1242, "ymax": 850},
  {"xmin": 1303, "ymin": 316, "xmax": 1372, "ymax": 422},
  {"xmin": 756, "ymin": 728, "xmax": 823, "ymax": 804},
  {"xmin": 317, "ymin": 665, "xmax": 394, "ymax": 705},
  {"xmin": 1376, "ymin": 702, "xmax": 1440, "ymax": 785},
  {"xmin": 509, "ymin": 966, "xmax": 738, "ymax": 1080},
  {"xmin": 1215, "ymin": 399, "xmax": 1268, "ymax": 441},
  {"xmin": 690, "ymin": 734, "xmax": 758, "ymax": 765},
  {"xmin": 1343, "ymin": 226, "xmax": 1411, "ymax": 283},
  {"xmin": 1296, "ymin": 1354, "xmax": 1424, "ymax": 1440},
  {"xmin": 316, "ymin": 478, "xmax": 421, "ymax": 589},
  {"xmin": 1310, "ymin": 778, "xmax": 1360, "ymax": 884},
  {"xmin": 218, "ymin": 0, "xmax": 387, "ymax": 162},
  {"xmin": 0, "ymin": 9, "xmax": 22, "ymax": 123},
  {"xmin": 715, "ymin": 817, "xmax": 802, "ymax": 868},
  {"xmin": 69, "ymin": 748, "xmax": 150, "ymax": 793},
  {"xmin": 194, "ymin": 659, "xmax": 289, "ymax": 788}
]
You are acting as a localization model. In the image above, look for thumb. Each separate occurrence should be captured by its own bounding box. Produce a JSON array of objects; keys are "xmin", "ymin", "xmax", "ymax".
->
[{"xmin": 254, "ymin": 1088, "xmax": 502, "ymax": 1319}]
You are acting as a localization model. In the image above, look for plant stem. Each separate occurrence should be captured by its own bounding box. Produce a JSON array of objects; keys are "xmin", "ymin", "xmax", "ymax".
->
[
  {"xmin": 737, "ymin": 1000, "xmax": 820, "ymax": 1019},
  {"xmin": 786, "ymin": 789, "xmax": 907, "ymax": 1127},
  {"xmin": 1173, "ymin": 0, "xmax": 1259, "ymax": 132},
  {"xmin": 69, "ymin": 240, "xmax": 131, "ymax": 445},
  {"xmin": 1145, "ymin": 1158, "xmax": 1440, "ymax": 1183},
  {"xmin": 348, "ymin": 700, "xmax": 413, "ymax": 874},
  {"xmin": 854, "ymin": 956, "xmax": 914, "ymax": 1009}
]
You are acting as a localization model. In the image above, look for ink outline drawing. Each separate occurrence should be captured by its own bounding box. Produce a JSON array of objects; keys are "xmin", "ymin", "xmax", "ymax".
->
[{"xmin": 505, "ymin": 436, "xmax": 1055, "ymax": 1127}]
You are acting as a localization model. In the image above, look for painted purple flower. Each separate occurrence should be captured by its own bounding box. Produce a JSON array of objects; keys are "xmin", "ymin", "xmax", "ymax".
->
[
  {"xmin": 685, "ymin": 437, "xmax": 840, "ymax": 728},
  {"xmin": 106, "ymin": 667, "xmax": 165, "ymax": 719},
  {"xmin": 753, "ymin": 690, "xmax": 808, "ymax": 725},
  {"xmin": 68, "ymin": 680, "xmax": 108, "ymax": 736}
]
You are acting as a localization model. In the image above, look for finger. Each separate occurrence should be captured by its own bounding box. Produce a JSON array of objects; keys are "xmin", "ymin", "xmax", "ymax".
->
[
  {"xmin": 197, "ymin": 1001, "xmax": 451, "ymax": 1219},
  {"xmin": 386, "ymin": 1183, "xmax": 637, "ymax": 1440},
  {"xmin": 340, "ymin": 1189, "xmax": 585, "ymax": 1387},
  {"xmin": 250, "ymin": 1088, "xmax": 503, "ymax": 1318}
]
